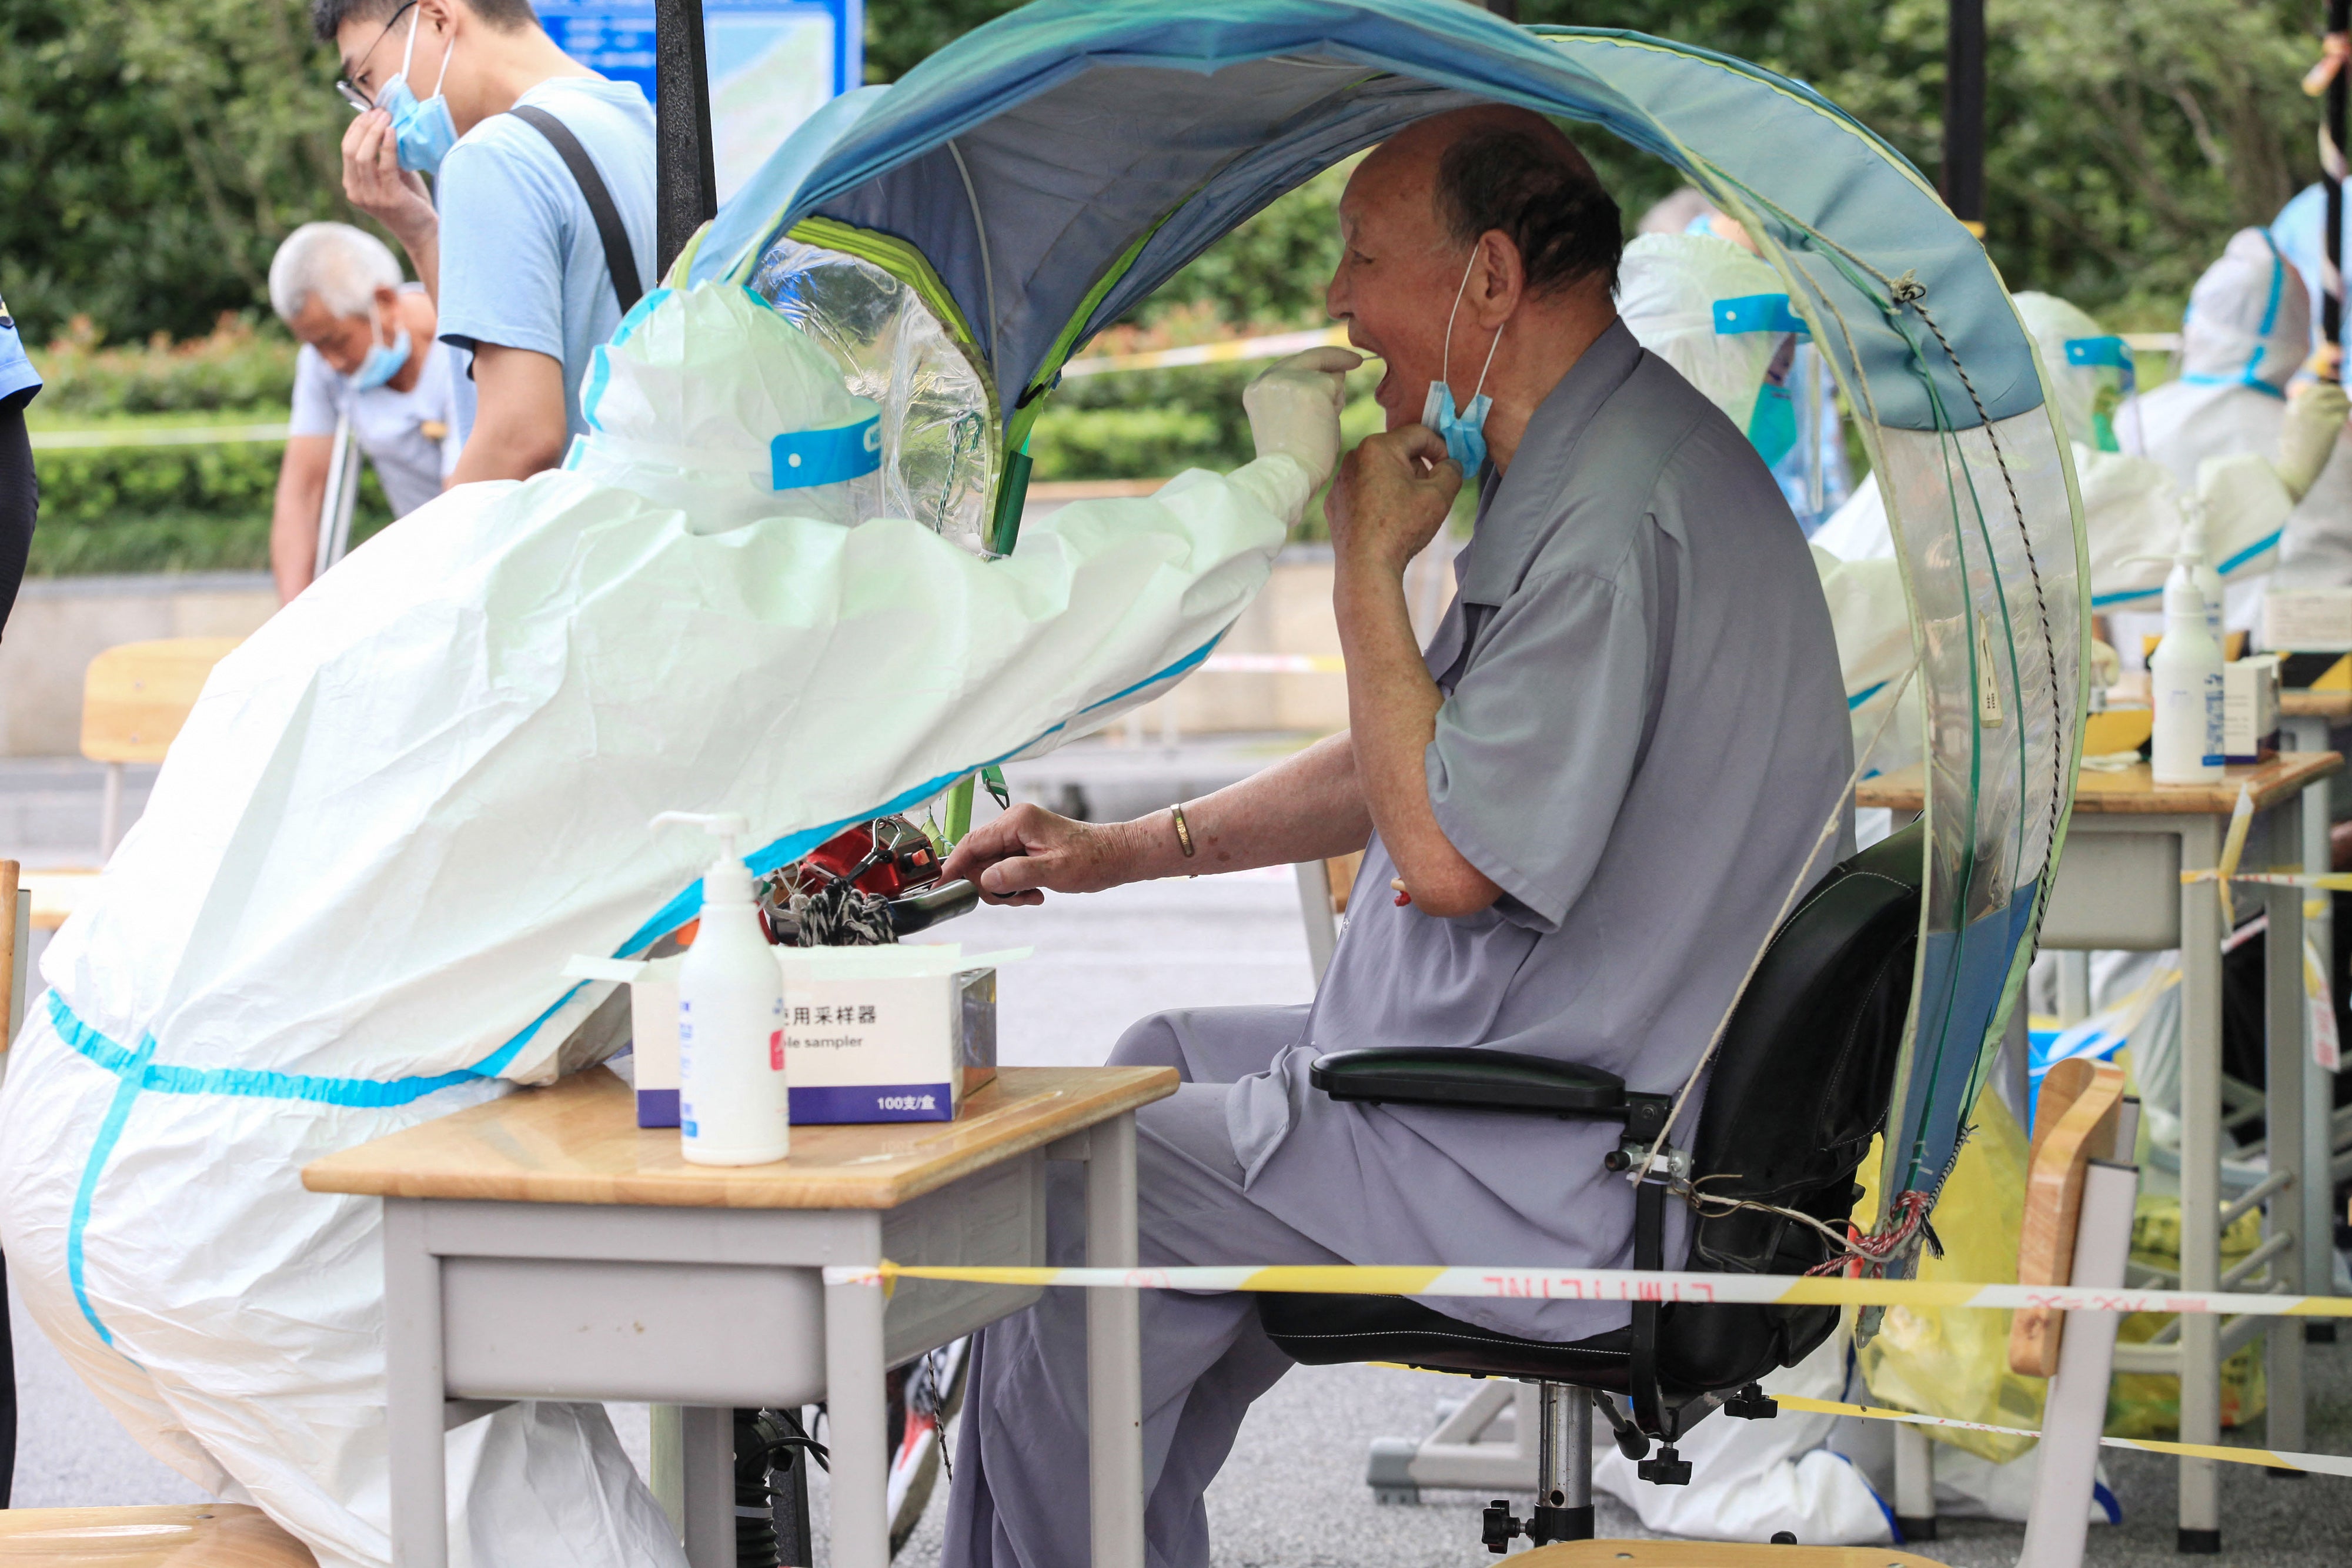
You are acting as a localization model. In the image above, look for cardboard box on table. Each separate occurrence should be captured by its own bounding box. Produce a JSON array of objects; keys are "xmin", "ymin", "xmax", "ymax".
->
[{"xmin": 568, "ymin": 944, "xmax": 1011, "ymax": 1126}]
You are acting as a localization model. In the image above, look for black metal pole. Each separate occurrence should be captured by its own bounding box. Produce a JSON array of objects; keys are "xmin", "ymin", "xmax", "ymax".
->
[
  {"xmin": 653, "ymin": 0, "xmax": 718, "ymax": 278},
  {"xmin": 1943, "ymin": 0, "xmax": 1986, "ymax": 228},
  {"xmin": 2327, "ymin": 0, "xmax": 2349, "ymax": 382}
]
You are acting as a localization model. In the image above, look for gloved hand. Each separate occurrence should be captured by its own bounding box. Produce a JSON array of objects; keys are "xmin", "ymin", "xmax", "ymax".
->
[
  {"xmin": 2277, "ymin": 380, "xmax": 2351, "ymax": 501},
  {"xmin": 1242, "ymin": 346, "xmax": 1363, "ymax": 491}
]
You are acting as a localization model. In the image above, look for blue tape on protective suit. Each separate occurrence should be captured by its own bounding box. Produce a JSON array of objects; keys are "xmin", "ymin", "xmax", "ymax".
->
[
  {"xmin": 47, "ymin": 988, "xmax": 494, "ymax": 1348},
  {"xmin": 771, "ymin": 414, "xmax": 883, "ymax": 490},
  {"xmin": 2064, "ymin": 336, "xmax": 2136, "ymax": 380},
  {"xmin": 1715, "ymin": 295, "xmax": 1808, "ymax": 336}
]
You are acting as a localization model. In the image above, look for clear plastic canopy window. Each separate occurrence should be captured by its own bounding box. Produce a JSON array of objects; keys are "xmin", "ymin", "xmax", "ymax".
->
[{"xmin": 681, "ymin": 0, "xmax": 2090, "ymax": 1271}]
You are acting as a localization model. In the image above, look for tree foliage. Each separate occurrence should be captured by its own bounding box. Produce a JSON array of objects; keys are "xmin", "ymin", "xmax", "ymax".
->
[
  {"xmin": 0, "ymin": 0, "xmax": 352, "ymax": 346},
  {"xmin": 3, "ymin": 0, "xmax": 2327, "ymax": 347}
]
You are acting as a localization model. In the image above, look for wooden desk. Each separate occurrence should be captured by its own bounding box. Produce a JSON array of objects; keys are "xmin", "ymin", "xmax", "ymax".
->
[
  {"xmin": 1860, "ymin": 751, "xmax": 2340, "ymax": 1551},
  {"xmin": 305, "ymin": 1065, "xmax": 1177, "ymax": 1568},
  {"xmin": 0, "ymin": 1505, "xmax": 315, "ymax": 1566},
  {"xmin": 2278, "ymin": 688, "xmax": 2352, "ymax": 723}
]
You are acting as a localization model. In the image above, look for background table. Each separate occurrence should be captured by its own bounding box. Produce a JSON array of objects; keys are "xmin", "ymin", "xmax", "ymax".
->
[
  {"xmin": 1859, "ymin": 752, "xmax": 2337, "ymax": 1552},
  {"xmin": 305, "ymin": 1064, "xmax": 1177, "ymax": 1568}
]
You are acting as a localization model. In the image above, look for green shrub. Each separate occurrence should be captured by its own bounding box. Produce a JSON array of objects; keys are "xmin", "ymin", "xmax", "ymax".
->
[
  {"xmin": 30, "ymin": 316, "xmax": 298, "ymax": 417},
  {"xmin": 33, "ymin": 438, "xmax": 281, "ymax": 528},
  {"xmin": 26, "ymin": 511, "xmax": 274, "ymax": 577}
]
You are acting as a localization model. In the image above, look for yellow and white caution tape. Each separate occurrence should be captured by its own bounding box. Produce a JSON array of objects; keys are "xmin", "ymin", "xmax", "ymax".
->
[
  {"xmin": 2186, "ymin": 867, "xmax": 2352, "ymax": 892},
  {"xmin": 1775, "ymin": 1395, "xmax": 2352, "ymax": 1479},
  {"xmin": 821, "ymin": 1261, "xmax": 2352, "ymax": 1319},
  {"xmin": 29, "ymin": 422, "xmax": 292, "ymax": 450},
  {"xmin": 1061, "ymin": 325, "xmax": 1356, "ymax": 377},
  {"xmin": 2215, "ymin": 783, "xmax": 2256, "ymax": 922},
  {"xmin": 1199, "ymin": 653, "xmax": 1345, "ymax": 674}
]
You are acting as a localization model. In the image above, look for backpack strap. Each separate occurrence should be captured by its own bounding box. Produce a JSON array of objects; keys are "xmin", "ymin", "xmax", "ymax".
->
[{"xmin": 509, "ymin": 103, "xmax": 644, "ymax": 315}]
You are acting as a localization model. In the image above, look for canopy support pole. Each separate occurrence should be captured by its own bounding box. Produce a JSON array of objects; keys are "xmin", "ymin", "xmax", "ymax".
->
[
  {"xmin": 1943, "ymin": 0, "xmax": 1986, "ymax": 233},
  {"xmin": 2326, "ymin": 0, "xmax": 2349, "ymax": 383},
  {"xmin": 654, "ymin": 0, "xmax": 718, "ymax": 278}
]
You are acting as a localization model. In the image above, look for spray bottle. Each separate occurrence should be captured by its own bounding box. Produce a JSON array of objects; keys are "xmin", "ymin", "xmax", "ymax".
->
[
  {"xmin": 2148, "ymin": 529, "xmax": 2226, "ymax": 787},
  {"xmin": 654, "ymin": 812, "xmax": 790, "ymax": 1165}
]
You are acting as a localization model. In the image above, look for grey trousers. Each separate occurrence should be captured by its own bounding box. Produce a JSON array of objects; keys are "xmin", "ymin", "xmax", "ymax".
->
[{"xmin": 939, "ymin": 1010, "xmax": 1343, "ymax": 1568}]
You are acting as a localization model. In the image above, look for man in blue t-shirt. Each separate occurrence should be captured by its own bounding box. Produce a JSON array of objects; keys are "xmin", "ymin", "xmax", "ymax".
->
[
  {"xmin": 316, "ymin": 0, "xmax": 654, "ymax": 483},
  {"xmin": 0, "ymin": 288, "xmax": 41, "ymax": 642}
]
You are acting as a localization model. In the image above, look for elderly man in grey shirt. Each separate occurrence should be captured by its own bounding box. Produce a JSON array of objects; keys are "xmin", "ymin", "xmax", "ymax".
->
[{"xmin": 938, "ymin": 105, "xmax": 1852, "ymax": 1568}]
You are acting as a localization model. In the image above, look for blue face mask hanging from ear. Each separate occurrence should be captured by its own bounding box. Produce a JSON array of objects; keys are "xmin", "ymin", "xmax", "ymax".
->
[
  {"xmin": 1420, "ymin": 249, "xmax": 1506, "ymax": 476},
  {"xmin": 376, "ymin": 15, "xmax": 459, "ymax": 175},
  {"xmin": 351, "ymin": 322, "xmax": 412, "ymax": 391}
]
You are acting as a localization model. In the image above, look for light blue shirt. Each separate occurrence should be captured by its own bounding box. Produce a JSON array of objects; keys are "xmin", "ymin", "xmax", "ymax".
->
[
  {"xmin": 0, "ymin": 292, "xmax": 39, "ymax": 408},
  {"xmin": 435, "ymin": 76, "xmax": 656, "ymax": 442},
  {"xmin": 2272, "ymin": 183, "xmax": 2344, "ymax": 359}
]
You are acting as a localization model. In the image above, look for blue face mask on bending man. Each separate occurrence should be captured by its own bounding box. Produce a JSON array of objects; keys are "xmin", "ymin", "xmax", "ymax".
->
[
  {"xmin": 1419, "ymin": 246, "xmax": 1508, "ymax": 476},
  {"xmin": 352, "ymin": 322, "xmax": 412, "ymax": 392}
]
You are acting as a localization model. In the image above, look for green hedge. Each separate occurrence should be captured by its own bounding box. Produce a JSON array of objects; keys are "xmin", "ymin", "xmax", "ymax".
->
[{"xmin": 32, "ymin": 317, "xmax": 298, "ymax": 417}]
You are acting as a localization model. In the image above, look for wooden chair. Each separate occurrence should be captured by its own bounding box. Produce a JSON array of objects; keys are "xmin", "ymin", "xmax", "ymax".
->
[
  {"xmin": 0, "ymin": 1505, "xmax": 315, "ymax": 1565},
  {"xmin": 2, "ymin": 858, "xmax": 23, "ymax": 1045},
  {"xmin": 80, "ymin": 639, "xmax": 240, "ymax": 858}
]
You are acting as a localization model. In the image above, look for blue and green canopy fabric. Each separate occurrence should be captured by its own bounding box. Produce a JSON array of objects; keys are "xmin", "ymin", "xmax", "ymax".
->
[{"xmin": 690, "ymin": 0, "xmax": 2090, "ymax": 1263}]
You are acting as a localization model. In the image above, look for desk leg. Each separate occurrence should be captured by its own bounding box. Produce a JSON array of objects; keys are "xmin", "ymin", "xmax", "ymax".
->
[
  {"xmin": 680, "ymin": 1407, "xmax": 735, "ymax": 1568},
  {"xmin": 824, "ymin": 1262, "xmax": 890, "ymax": 1568},
  {"xmin": 2267, "ymin": 793, "xmax": 2309, "ymax": 1461},
  {"xmin": 1085, "ymin": 1111, "xmax": 1144, "ymax": 1568},
  {"xmin": 383, "ymin": 1199, "xmax": 447, "ymax": 1568},
  {"xmin": 2284, "ymin": 715, "xmax": 2340, "ymax": 1334},
  {"xmin": 2180, "ymin": 817, "xmax": 2223, "ymax": 1553}
]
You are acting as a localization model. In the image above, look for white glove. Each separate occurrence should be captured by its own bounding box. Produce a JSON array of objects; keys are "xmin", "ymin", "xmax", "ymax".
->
[
  {"xmin": 2277, "ymin": 380, "xmax": 2350, "ymax": 502},
  {"xmin": 1242, "ymin": 346, "xmax": 1362, "ymax": 492}
]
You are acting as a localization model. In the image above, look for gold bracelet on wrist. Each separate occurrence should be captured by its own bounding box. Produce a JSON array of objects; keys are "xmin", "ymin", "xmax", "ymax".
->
[{"xmin": 1170, "ymin": 801, "xmax": 1197, "ymax": 858}]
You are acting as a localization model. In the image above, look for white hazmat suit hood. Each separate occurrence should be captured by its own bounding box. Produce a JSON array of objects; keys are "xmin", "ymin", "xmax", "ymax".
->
[
  {"xmin": 1618, "ymin": 232, "xmax": 1916, "ymax": 780},
  {"xmin": 1616, "ymin": 233, "xmax": 1789, "ymax": 454},
  {"xmin": 566, "ymin": 282, "xmax": 882, "ymax": 533},
  {"xmin": 0, "ymin": 279, "xmax": 1308, "ymax": 1567}
]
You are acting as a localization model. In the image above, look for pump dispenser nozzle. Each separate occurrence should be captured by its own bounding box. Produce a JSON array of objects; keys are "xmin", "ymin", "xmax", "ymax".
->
[{"xmin": 653, "ymin": 811, "xmax": 754, "ymax": 905}]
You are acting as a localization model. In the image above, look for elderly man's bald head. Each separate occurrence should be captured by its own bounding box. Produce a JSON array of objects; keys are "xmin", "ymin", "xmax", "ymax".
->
[{"xmin": 1352, "ymin": 106, "xmax": 1621, "ymax": 297}]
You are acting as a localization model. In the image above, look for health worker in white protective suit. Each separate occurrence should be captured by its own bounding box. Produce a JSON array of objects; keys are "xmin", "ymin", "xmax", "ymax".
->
[
  {"xmin": 2115, "ymin": 228, "xmax": 2352, "ymax": 608},
  {"xmin": 1619, "ymin": 232, "xmax": 1915, "ymax": 783},
  {"xmin": 2041, "ymin": 231, "xmax": 2352, "ymax": 1158},
  {"xmin": 1611, "ymin": 229, "xmax": 1905, "ymax": 1547},
  {"xmin": 1812, "ymin": 291, "xmax": 2348, "ymax": 646},
  {"xmin": 0, "ymin": 280, "xmax": 1352, "ymax": 1568}
]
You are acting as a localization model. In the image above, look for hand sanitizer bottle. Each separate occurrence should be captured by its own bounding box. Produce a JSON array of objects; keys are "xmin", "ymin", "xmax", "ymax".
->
[
  {"xmin": 654, "ymin": 812, "xmax": 789, "ymax": 1165},
  {"xmin": 2149, "ymin": 537, "xmax": 2226, "ymax": 787}
]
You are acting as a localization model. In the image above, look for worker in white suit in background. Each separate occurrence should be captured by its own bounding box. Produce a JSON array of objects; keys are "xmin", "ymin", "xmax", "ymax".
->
[
  {"xmin": 1606, "ymin": 229, "xmax": 1905, "ymax": 1547},
  {"xmin": 1813, "ymin": 290, "xmax": 2347, "ymax": 650},
  {"xmin": 1618, "ymin": 232, "xmax": 1915, "ymax": 780},
  {"xmin": 2115, "ymin": 228, "xmax": 2352, "ymax": 608}
]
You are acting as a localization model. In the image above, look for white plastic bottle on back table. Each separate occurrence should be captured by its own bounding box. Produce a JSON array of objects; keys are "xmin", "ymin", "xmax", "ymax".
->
[
  {"xmin": 654, "ymin": 811, "xmax": 790, "ymax": 1165},
  {"xmin": 2148, "ymin": 533, "xmax": 2225, "ymax": 788},
  {"xmin": 2180, "ymin": 510, "xmax": 2223, "ymax": 646}
]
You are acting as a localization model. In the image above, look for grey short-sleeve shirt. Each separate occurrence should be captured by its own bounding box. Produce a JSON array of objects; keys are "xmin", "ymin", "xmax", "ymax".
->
[{"xmin": 1222, "ymin": 319, "xmax": 1855, "ymax": 1340}]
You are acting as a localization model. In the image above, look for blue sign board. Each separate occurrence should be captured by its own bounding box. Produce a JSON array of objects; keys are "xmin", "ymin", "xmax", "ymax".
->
[{"xmin": 537, "ymin": 1, "xmax": 861, "ymax": 200}]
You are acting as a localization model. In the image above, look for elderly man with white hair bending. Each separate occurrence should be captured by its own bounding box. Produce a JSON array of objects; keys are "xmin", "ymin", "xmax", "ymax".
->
[{"xmin": 266, "ymin": 220, "xmax": 461, "ymax": 602}]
